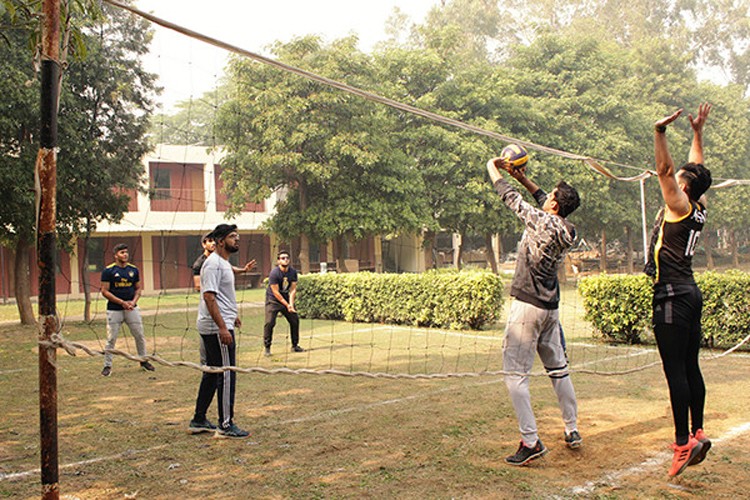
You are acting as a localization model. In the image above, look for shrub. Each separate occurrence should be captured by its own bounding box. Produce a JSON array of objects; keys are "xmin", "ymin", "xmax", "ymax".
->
[
  {"xmin": 578, "ymin": 271, "xmax": 750, "ymax": 349},
  {"xmin": 578, "ymin": 274, "xmax": 652, "ymax": 344},
  {"xmin": 295, "ymin": 270, "xmax": 503, "ymax": 330}
]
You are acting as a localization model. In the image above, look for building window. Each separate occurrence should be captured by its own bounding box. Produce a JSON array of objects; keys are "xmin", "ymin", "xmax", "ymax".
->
[{"xmin": 152, "ymin": 167, "xmax": 171, "ymax": 199}]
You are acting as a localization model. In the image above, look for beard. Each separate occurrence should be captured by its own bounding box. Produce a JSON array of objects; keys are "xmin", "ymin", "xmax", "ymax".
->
[{"xmin": 226, "ymin": 242, "xmax": 240, "ymax": 254}]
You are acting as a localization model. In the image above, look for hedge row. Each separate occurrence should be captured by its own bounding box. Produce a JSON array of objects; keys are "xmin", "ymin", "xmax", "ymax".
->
[
  {"xmin": 578, "ymin": 271, "xmax": 750, "ymax": 348},
  {"xmin": 295, "ymin": 270, "xmax": 503, "ymax": 330}
]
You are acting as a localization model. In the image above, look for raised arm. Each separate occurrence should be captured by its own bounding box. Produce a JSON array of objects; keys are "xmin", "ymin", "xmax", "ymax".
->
[
  {"xmin": 654, "ymin": 109, "xmax": 690, "ymax": 217},
  {"xmin": 688, "ymin": 103, "xmax": 711, "ymax": 165}
]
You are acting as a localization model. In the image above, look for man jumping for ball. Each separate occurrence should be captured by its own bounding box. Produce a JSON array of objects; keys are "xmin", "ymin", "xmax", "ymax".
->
[
  {"xmin": 649, "ymin": 103, "xmax": 712, "ymax": 477},
  {"xmin": 487, "ymin": 153, "xmax": 582, "ymax": 466}
]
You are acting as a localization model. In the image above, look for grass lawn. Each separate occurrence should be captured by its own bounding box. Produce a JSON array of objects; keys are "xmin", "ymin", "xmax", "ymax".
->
[{"xmin": 2, "ymin": 284, "xmax": 750, "ymax": 498}]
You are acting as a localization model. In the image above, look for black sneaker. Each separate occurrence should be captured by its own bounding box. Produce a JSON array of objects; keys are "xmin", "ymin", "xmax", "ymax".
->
[
  {"xmin": 264, "ymin": 347, "xmax": 272, "ymax": 357},
  {"xmin": 140, "ymin": 361, "xmax": 156, "ymax": 372},
  {"xmin": 505, "ymin": 440, "xmax": 548, "ymax": 466},
  {"xmin": 188, "ymin": 418, "xmax": 217, "ymax": 434},
  {"xmin": 101, "ymin": 366, "xmax": 111, "ymax": 377},
  {"xmin": 215, "ymin": 423, "xmax": 250, "ymax": 439},
  {"xmin": 565, "ymin": 430, "xmax": 583, "ymax": 449},
  {"xmin": 291, "ymin": 345, "xmax": 305, "ymax": 353}
]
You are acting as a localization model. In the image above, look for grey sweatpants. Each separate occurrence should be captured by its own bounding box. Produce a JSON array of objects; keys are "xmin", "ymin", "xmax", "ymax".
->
[
  {"xmin": 503, "ymin": 299, "xmax": 578, "ymax": 447},
  {"xmin": 103, "ymin": 308, "xmax": 147, "ymax": 368}
]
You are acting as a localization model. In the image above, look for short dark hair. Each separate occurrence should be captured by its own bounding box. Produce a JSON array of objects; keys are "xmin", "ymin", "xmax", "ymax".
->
[
  {"xmin": 679, "ymin": 163, "xmax": 712, "ymax": 200},
  {"xmin": 207, "ymin": 223, "xmax": 237, "ymax": 242},
  {"xmin": 201, "ymin": 232, "xmax": 214, "ymax": 244},
  {"xmin": 554, "ymin": 181, "xmax": 580, "ymax": 218},
  {"xmin": 277, "ymin": 250, "xmax": 290, "ymax": 259},
  {"xmin": 113, "ymin": 243, "xmax": 128, "ymax": 254}
]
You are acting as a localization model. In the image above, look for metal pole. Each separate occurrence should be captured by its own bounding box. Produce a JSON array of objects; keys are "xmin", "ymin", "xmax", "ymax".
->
[
  {"xmin": 38, "ymin": 0, "xmax": 61, "ymax": 498},
  {"xmin": 640, "ymin": 178, "xmax": 649, "ymax": 264}
]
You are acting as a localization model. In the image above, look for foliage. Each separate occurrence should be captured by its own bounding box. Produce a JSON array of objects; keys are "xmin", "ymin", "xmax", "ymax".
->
[
  {"xmin": 0, "ymin": 5, "xmax": 156, "ymax": 247},
  {"xmin": 215, "ymin": 36, "xmax": 429, "ymax": 244},
  {"xmin": 579, "ymin": 271, "xmax": 750, "ymax": 349},
  {"xmin": 697, "ymin": 271, "xmax": 750, "ymax": 349},
  {"xmin": 578, "ymin": 273, "xmax": 653, "ymax": 344},
  {"xmin": 295, "ymin": 270, "xmax": 503, "ymax": 330}
]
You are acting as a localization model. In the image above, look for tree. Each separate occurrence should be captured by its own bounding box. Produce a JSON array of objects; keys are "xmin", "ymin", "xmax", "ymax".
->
[
  {"xmin": 0, "ymin": 4, "xmax": 157, "ymax": 322},
  {"xmin": 216, "ymin": 36, "xmax": 429, "ymax": 273}
]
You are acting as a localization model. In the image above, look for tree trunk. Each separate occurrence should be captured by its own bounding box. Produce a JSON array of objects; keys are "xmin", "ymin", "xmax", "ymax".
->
[
  {"xmin": 297, "ymin": 182, "xmax": 310, "ymax": 274},
  {"xmin": 334, "ymin": 235, "xmax": 347, "ymax": 272},
  {"xmin": 423, "ymin": 230, "xmax": 436, "ymax": 269},
  {"xmin": 373, "ymin": 235, "xmax": 383, "ymax": 273},
  {"xmin": 81, "ymin": 230, "xmax": 91, "ymax": 322},
  {"xmin": 453, "ymin": 233, "xmax": 463, "ymax": 271},
  {"xmin": 298, "ymin": 234, "xmax": 310, "ymax": 274},
  {"xmin": 626, "ymin": 226, "xmax": 634, "ymax": 274},
  {"xmin": 484, "ymin": 233, "xmax": 498, "ymax": 274},
  {"xmin": 705, "ymin": 229, "xmax": 715, "ymax": 270},
  {"xmin": 731, "ymin": 228, "xmax": 739, "ymax": 268},
  {"xmin": 600, "ymin": 228, "xmax": 607, "ymax": 272},
  {"xmin": 14, "ymin": 237, "xmax": 36, "ymax": 325}
]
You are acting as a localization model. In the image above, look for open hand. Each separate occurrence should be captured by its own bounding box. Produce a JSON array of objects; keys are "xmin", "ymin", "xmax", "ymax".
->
[
  {"xmin": 688, "ymin": 103, "xmax": 711, "ymax": 133},
  {"xmin": 655, "ymin": 108, "xmax": 683, "ymax": 129}
]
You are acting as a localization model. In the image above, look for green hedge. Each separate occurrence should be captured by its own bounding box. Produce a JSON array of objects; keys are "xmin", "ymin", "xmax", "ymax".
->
[
  {"xmin": 578, "ymin": 271, "xmax": 750, "ymax": 348},
  {"xmin": 294, "ymin": 270, "xmax": 503, "ymax": 330}
]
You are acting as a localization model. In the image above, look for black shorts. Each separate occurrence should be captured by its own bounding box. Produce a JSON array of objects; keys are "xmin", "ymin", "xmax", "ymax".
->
[{"xmin": 652, "ymin": 282, "xmax": 702, "ymax": 327}]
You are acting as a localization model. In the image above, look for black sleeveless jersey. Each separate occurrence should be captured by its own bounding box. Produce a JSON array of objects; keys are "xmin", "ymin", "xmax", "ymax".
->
[{"xmin": 653, "ymin": 201, "xmax": 706, "ymax": 284}]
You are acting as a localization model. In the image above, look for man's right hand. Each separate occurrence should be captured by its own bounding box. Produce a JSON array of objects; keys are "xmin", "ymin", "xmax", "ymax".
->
[{"xmin": 219, "ymin": 327, "xmax": 233, "ymax": 346}]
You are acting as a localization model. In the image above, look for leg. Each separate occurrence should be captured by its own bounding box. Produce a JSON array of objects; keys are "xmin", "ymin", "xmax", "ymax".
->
[
  {"xmin": 655, "ymin": 322, "xmax": 691, "ymax": 444},
  {"xmin": 103, "ymin": 310, "xmax": 124, "ymax": 368},
  {"xmin": 537, "ymin": 312, "xmax": 578, "ymax": 434},
  {"xmin": 123, "ymin": 307, "xmax": 147, "ymax": 357},
  {"xmin": 686, "ymin": 289, "xmax": 706, "ymax": 434},
  {"xmin": 216, "ymin": 330, "xmax": 237, "ymax": 429},
  {"xmin": 194, "ymin": 334, "xmax": 219, "ymax": 421},
  {"xmin": 263, "ymin": 303, "xmax": 280, "ymax": 349},
  {"xmin": 279, "ymin": 307, "xmax": 301, "ymax": 347},
  {"xmin": 503, "ymin": 300, "xmax": 543, "ymax": 447}
]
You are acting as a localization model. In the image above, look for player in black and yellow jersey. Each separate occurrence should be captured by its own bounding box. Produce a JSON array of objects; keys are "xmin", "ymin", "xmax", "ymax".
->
[{"xmin": 650, "ymin": 103, "xmax": 713, "ymax": 477}]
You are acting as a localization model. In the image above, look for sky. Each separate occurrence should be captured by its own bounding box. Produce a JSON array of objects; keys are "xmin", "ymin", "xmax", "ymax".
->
[{"xmin": 135, "ymin": 0, "xmax": 441, "ymax": 112}]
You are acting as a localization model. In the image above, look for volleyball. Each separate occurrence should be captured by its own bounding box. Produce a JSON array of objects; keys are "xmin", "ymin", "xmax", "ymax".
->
[{"xmin": 500, "ymin": 144, "xmax": 529, "ymax": 169}]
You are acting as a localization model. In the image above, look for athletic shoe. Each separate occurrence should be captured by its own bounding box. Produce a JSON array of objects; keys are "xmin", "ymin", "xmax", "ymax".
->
[
  {"xmin": 689, "ymin": 429, "xmax": 711, "ymax": 466},
  {"xmin": 291, "ymin": 345, "xmax": 305, "ymax": 353},
  {"xmin": 668, "ymin": 437, "xmax": 703, "ymax": 477},
  {"xmin": 188, "ymin": 418, "xmax": 217, "ymax": 434},
  {"xmin": 505, "ymin": 440, "xmax": 548, "ymax": 466},
  {"xmin": 140, "ymin": 361, "xmax": 156, "ymax": 372},
  {"xmin": 215, "ymin": 423, "xmax": 250, "ymax": 439},
  {"xmin": 565, "ymin": 430, "xmax": 583, "ymax": 449},
  {"xmin": 264, "ymin": 347, "xmax": 272, "ymax": 357},
  {"xmin": 101, "ymin": 366, "xmax": 111, "ymax": 377}
]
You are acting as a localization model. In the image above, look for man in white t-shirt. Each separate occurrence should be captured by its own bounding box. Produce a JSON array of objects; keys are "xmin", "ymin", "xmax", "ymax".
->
[{"xmin": 188, "ymin": 223, "xmax": 256, "ymax": 438}]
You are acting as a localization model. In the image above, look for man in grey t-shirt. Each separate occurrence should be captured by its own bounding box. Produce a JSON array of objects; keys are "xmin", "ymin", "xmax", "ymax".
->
[{"xmin": 189, "ymin": 223, "xmax": 256, "ymax": 438}]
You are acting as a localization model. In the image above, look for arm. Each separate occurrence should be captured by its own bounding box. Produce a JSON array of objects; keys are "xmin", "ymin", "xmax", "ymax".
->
[
  {"xmin": 487, "ymin": 157, "xmax": 547, "ymax": 224},
  {"xmin": 203, "ymin": 291, "xmax": 232, "ymax": 345},
  {"xmin": 100, "ymin": 281, "xmax": 126, "ymax": 308},
  {"xmin": 125, "ymin": 280, "xmax": 142, "ymax": 310},
  {"xmin": 232, "ymin": 259, "xmax": 257, "ymax": 275},
  {"xmin": 270, "ymin": 283, "xmax": 295, "ymax": 312},
  {"xmin": 688, "ymin": 103, "xmax": 711, "ymax": 165},
  {"xmin": 288, "ymin": 281, "xmax": 297, "ymax": 312},
  {"xmin": 654, "ymin": 109, "xmax": 690, "ymax": 217}
]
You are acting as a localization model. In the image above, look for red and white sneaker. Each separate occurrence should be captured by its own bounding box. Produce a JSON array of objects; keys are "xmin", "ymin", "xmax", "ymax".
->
[
  {"xmin": 668, "ymin": 437, "xmax": 703, "ymax": 477},
  {"xmin": 689, "ymin": 429, "xmax": 711, "ymax": 466}
]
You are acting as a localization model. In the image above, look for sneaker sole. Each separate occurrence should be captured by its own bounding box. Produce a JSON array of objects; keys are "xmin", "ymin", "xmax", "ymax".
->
[
  {"xmin": 566, "ymin": 440, "xmax": 582, "ymax": 449},
  {"xmin": 689, "ymin": 439, "xmax": 711, "ymax": 466},
  {"xmin": 505, "ymin": 447, "xmax": 548, "ymax": 466},
  {"xmin": 187, "ymin": 427, "xmax": 215, "ymax": 435},
  {"xmin": 214, "ymin": 432, "xmax": 249, "ymax": 439}
]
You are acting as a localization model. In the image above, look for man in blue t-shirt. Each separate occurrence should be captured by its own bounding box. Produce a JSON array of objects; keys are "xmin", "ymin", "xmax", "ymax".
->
[
  {"xmin": 100, "ymin": 243, "xmax": 154, "ymax": 376},
  {"xmin": 263, "ymin": 250, "xmax": 302, "ymax": 356}
]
